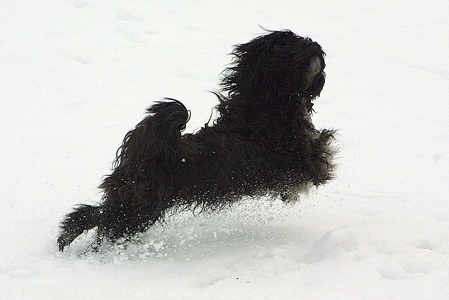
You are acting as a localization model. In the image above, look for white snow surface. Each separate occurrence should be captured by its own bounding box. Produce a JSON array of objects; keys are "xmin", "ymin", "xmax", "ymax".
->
[{"xmin": 1, "ymin": 1, "xmax": 449, "ymax": 299}]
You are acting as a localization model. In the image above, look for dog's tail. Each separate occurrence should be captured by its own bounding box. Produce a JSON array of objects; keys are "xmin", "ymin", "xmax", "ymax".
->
[
  {"xmin": 58, "ymin": 204, "xmax": 101, "ymax": 251},
  {"xmin": 113, "ymin": 98, "xmax": 190, "ymax": 168}
]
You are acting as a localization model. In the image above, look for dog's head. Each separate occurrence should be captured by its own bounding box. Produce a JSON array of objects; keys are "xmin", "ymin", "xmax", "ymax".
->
[{"xmin": 221, "ymin": 30, "xmax": 325, "ymax": 109}]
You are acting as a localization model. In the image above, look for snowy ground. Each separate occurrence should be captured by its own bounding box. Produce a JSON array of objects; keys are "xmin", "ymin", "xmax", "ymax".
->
[{"xmin": 1, "ymin": 1, "xmax": 449, "ymax": 299}]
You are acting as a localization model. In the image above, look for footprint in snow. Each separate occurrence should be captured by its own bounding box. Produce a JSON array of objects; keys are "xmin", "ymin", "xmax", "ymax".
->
[{"xmin": 70, "ymin": 1, "xmax": 88, "ymax": 8}]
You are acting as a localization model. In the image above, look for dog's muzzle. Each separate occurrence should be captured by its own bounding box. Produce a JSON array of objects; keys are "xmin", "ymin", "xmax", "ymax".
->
[{"xmin": 308, "ymin": 56, "xmax": 322, "ymax": 78}]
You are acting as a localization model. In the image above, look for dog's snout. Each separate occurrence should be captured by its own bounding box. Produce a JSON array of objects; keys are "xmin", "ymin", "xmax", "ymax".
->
[{"xmin": 308, "ymin": 56, "xmax": 322, "ymax": 77}]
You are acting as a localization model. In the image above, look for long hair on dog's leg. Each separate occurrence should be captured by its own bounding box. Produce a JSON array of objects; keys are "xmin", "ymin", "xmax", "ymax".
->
[{"xmin": 57, "ymin": 204, "xmax": 101, "ymax": 251}]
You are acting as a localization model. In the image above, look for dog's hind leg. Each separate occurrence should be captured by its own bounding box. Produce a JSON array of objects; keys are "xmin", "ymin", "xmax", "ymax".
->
[
  {"xmin": 58, "ymin": 204, "xmax": 101, "ymax": 251},
  {"xmin": 91, "ymin": 99, "xmax": 190, "ymax": 245}
]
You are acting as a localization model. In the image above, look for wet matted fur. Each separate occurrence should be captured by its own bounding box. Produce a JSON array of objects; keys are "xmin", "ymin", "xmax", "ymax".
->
[{"xmin": 58, "ymin": 30, "xmax": 336, "ymax": 251}]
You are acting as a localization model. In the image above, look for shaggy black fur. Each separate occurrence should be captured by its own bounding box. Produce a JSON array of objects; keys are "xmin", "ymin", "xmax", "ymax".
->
[{"xmin": 58, "ymin": 30, "xmax": 336, "ymax": 251}]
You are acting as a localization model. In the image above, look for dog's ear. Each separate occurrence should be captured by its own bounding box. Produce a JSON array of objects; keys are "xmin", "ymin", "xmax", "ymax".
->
[{"xmin": 222, "ymin": 31, "xmax": 285, "ymax": 98}]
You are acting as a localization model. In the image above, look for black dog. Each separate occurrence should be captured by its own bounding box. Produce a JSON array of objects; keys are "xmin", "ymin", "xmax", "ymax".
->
[{"xmin": 58, "ymin": 30, "xmax": 336, "ymax": 251}]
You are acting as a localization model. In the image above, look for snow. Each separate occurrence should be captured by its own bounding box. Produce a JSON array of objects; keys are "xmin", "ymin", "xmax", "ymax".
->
[{"xmin": 1, "ymin": 1, "xmax": 449, "ymax": 299}]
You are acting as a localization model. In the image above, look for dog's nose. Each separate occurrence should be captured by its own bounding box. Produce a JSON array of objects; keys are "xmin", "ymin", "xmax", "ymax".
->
[{"xmin": 308, "ymin": 56, "xmax": 322, "ymax": 77}]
